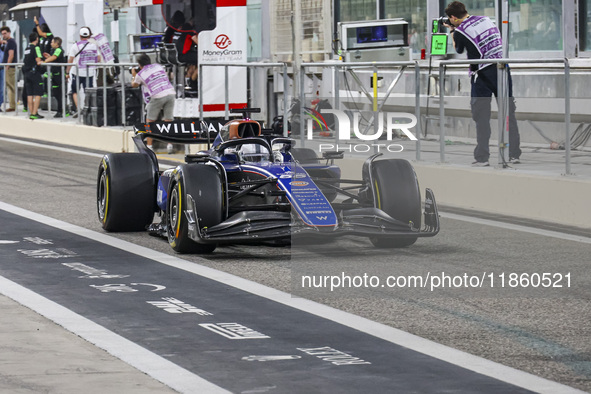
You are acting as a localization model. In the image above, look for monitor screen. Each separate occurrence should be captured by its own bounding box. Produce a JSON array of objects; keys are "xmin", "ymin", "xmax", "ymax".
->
[
  {"xmin": 139, "ymin": 35, "xmax": 163, "ymax": 50},
  {"xmin": 430, "ymin": 34, "xmax": 448, "ymax": 56},
  {"xmin": 357, "ymin": 26, "xmax": 388, "ymax": 44}
]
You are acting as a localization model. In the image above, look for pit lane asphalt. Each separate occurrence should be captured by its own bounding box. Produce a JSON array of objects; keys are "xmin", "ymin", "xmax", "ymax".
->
[{"xmin": 0, "ymin": 137, "xmax": 589, "ymax": 392}]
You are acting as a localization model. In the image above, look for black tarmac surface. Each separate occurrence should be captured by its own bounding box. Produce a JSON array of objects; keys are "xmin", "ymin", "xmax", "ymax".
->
[{"xmin": 0, "ymin": 135, "xmax": 589, "ymax": 393}]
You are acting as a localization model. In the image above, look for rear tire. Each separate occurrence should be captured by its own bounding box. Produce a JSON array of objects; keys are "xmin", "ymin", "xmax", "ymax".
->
[
  {"xmin": 167, "ymin": 164, "xmax": 223, "ymax": 254},
  {"xmin": 97, "ymin": 153, "xmax": 156, "ymax": 232},
  {"xmin": 369, "ymin": 159, "xmax": 421, "ymax": 248}
]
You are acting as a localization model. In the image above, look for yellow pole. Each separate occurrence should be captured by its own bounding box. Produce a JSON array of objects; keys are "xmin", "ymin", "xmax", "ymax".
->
[{"xmin": 373, "ymin": 70, "xmax": 378, "ymax": 112}]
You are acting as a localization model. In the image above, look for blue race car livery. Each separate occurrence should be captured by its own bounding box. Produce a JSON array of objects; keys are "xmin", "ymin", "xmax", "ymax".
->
[{"xmin": 97, "ymin": 108, "xmax": 439, "ymax": 254}]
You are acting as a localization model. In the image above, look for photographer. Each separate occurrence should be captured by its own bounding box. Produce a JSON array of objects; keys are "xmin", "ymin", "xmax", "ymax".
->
[
  {"xmin": 445, "ymin": 1, "xmax": 521, "ymax": 166},
  {"xmin": 131, "ymin": 54, "xmax": 175, "ymax": 152}
]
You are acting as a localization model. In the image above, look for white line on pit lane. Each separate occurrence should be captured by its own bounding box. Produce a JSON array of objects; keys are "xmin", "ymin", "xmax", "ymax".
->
[
  {"xmin": 0, "ymin": 275, "xmax": 229, "ymax": 394},
  {"xmin": 0, "ymin": 201, "xmax": 583, "ymax": 394},
  {"xmin": 440, "ymin": 212, "xmax": 591, "ymax": 244},
  {"xmin": 0, "ymin": 136, "xmax": 105, "ymax": 158},
  {"xmin": 0, "ymin": 136, "xmax": 175, "ymax": 169}
]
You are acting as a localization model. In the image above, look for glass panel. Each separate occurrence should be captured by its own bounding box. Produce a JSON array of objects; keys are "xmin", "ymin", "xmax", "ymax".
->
[
  {"xmin": 271, "ymin": 0, "xmax": 292, "ymax": 60},
  {"xmin": 117, "ymin": 9, "xmax": 135, "ymax": 60},
  {"xmin": 339, "ymin": 0, "xmax": 378, "ymax": 22},
  {"xmin": 460, "ymin": 1, "xmax": 496, "ymax": 19},
  {"xmin": 247, "ymin": 1, "xmax": 262, "ymax": 60},
  {"xmin": 383, "ymin": 0, "xmax": 426, "ymax": 56},
  {"xmin": 271, "ymin": 0, "xmax": 329, "ymax": 61},
  {"xmin": 142, "ymin": 5, "xmax": 166, "ymax": 34},
  {"xmin": 446, "ymin": 1, "xmax": 563, "ymax": 52},
  {"xmin": 584, "ymin": 0, "xmax": 591, "ymax": 51},
  {"xmin": 508, "ymin": 1, "xmax": 562, "ymax": 52}
]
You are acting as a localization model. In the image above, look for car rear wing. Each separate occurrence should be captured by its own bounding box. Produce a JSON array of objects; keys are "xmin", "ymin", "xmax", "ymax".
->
[{"xmin": 133, "ymin": 118, "xmax": 226, "ymax": 145}]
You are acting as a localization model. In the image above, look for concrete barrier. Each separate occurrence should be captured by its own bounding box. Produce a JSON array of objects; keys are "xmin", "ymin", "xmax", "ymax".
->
[
  {"xmin": 413, "ymin": 164, "xmax": 590, "ymax": 228},
  {"xmin": 336, "ymin": 158, "xmax": 591, "ymax": 229},
  {"xmin": 2, "ymin": 116, "xmax": 590, "ymax": 229},
  {"xmin": 0, "ymin": 117, "xmax": 135, "ymax": 153}
]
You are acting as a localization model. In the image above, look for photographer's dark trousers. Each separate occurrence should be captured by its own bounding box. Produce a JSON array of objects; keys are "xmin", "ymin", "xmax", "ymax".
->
[{"xmin": 471, "ymin": 65, "xmax": 521, "ymax": 162}]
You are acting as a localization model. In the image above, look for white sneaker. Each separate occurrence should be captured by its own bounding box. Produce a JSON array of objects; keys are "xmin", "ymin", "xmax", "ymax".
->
[
  {"xmin": 167, "ymin": 143, "xmax": 174, "ymax": 154},
  {"xmin": 471, "ymin": 160, "xmax": 490, "ymax": 167},
  {"xmin": 509, "ymin": 157, "xmax": 520, "ymax": 164}
]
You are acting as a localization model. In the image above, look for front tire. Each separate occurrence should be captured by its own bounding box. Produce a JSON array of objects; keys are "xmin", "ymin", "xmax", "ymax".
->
[
  {"xmin": 167, "ymin": 164, "xmax": 224, "ymax": 254},
  {"xmin": 369, "ymin": 159, "xmax": 421, "ymax": 248},
  {"xmin": 97, "ymin": 153, "xmax": 156, "ymax": 232}
]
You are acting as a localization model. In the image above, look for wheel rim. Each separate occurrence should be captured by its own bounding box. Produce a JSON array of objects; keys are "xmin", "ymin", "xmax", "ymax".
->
[
  {"xmin": 98, "ymin": 171, "xmax": 107, "ymax": 222},
  {"xmin": 168, "ymin": 186, "xmax": 179, "ymax": 239}
]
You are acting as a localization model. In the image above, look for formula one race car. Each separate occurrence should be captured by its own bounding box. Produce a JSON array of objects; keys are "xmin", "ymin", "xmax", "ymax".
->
[{"xmin": 96, "ymin": 108, "xmax": 439, "ymax": 253}]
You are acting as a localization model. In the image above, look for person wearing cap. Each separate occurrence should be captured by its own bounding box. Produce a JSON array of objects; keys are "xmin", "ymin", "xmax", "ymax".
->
[
  {"xmin": 131, "ymin": 53, "xmax": 175, "ymax": 153},
  {"xmin": 66, "ymin": 26, "xmax": 101, "ymax": 114}
]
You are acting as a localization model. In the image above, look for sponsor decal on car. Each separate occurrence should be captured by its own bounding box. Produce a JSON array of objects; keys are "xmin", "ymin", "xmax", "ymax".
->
[{"xmin": 289, "ymin": 181, "xmax": 309, "ymax": 187}]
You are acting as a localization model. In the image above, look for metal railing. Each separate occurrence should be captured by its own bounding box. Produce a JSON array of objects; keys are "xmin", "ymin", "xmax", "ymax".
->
[
  {"xmin": 43, "ymin": 62, "xmax": 77, "ymax": 119},
  {"xmin": 1, "ymin": 63, "xmax": 24, "ymax": 114},
  {"xmin": 1, "ymin": 59, "xmax": 584, "ymax": 177},
  {"xmin": 1, "ymin": 62, "xmax": 79, "ymax": 118},
  {"xmin": 300, "ymin": 61, "xmax": 423, "ymax": 160},
  {"xmin": 438, "ymin": 58, "xmax": 572, "ymax": 174},
  {"xmin": 85, "ymin": 62, "xmax": 141, "ymax": 126},
  {"xmin": 198, "ymin": 62, "xmax": 290, "ymax": 133}
]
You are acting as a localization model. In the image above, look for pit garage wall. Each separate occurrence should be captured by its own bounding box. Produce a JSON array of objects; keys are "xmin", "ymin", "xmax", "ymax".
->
[
  {"xmin": 66, "ymin": 0, "xmax": 105, "ymax": 52},
  {"xmin": 335, "ymin": 158, "xmax": 591, "ymax": 230}
]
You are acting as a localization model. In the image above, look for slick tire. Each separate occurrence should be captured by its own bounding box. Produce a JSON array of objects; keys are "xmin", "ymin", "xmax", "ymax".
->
[
  {"xmin": 369, "ymin": 159, "xmax": 421, "ymax": 248},
  {"xmin": 97, "ymin": 153, "xmax": 156, "ymax": 232},
  {"xmin": 167, "ymin": 164, "xmax": 224, "ymax": 254}
]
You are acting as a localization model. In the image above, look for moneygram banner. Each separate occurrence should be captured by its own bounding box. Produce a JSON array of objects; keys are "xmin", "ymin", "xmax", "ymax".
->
[{"xmin": 198, "ymin": 0, "xmax": 248, "ymax": 115}]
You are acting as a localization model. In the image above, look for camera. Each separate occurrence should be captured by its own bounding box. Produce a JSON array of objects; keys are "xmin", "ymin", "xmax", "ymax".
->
[
  {"xmin": 432, "ymin": 16, "xmax": 451, "ymax": 33},
  {"xmin": 129, "ymin": 66, "xmax": 140, "ymax": 74}
]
